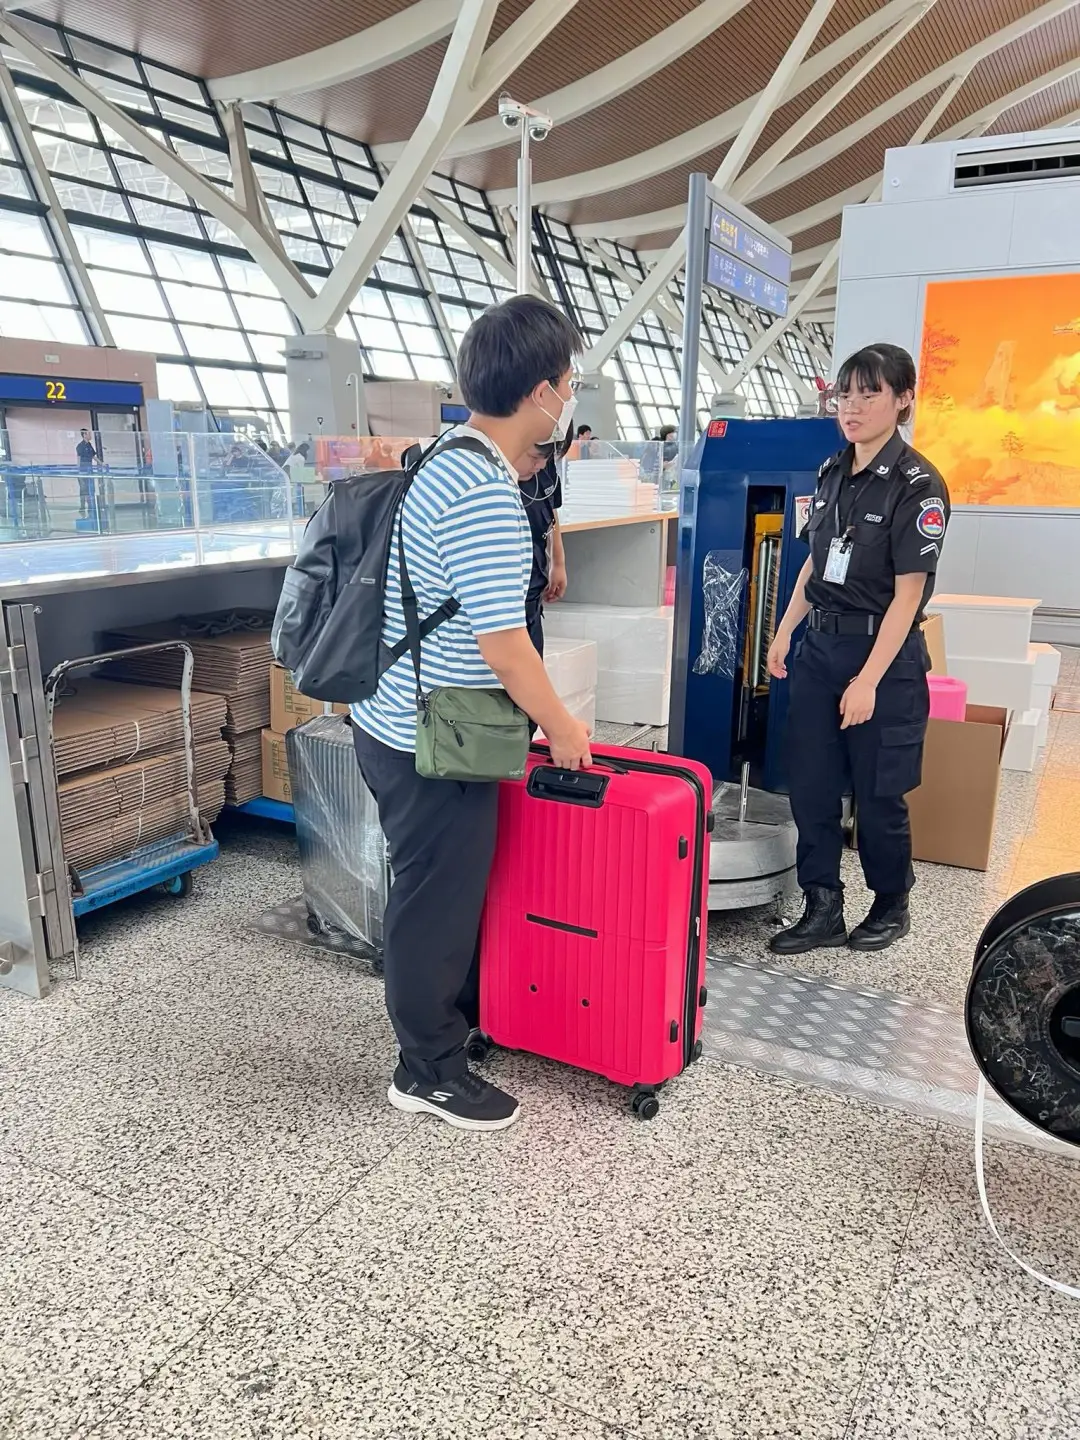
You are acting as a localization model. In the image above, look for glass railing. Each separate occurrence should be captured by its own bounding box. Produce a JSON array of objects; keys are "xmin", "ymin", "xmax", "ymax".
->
[{"xmin": 0, "ymin": 430, "xmax": 295, "ymax": 546}]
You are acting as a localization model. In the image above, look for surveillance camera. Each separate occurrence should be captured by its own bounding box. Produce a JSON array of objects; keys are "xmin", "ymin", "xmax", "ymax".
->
[
  {"xmin": 528, "ymin": 119, "xmax": 552, "ymax": 142},
  {"xmin": 501, "ymin": 108, "xmax": 522, "ymax": 131}
]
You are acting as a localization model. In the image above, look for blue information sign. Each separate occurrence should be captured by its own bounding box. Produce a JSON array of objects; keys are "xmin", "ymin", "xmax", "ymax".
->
[
  {"xmin": 0, "ymin": 373, "xmax": 144, "ymax": 407},
  {"xmin": 706, "ymin": 245, "xmax": 789, "ymax": 318},
  {"xmin": 710, "ymin": 202, "xmax": 791, "ymax": 285}
]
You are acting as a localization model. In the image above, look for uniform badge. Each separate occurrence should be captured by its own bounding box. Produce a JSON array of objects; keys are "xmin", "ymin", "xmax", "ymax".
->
[{"xmin": 917, "ymin": 498, "xmax": 946, "ymax": 539}]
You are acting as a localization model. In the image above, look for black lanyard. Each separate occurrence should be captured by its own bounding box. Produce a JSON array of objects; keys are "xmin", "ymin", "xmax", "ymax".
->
[{"xmin": 834, "ymin": 475, "xmax": 876, "ymax": 543}]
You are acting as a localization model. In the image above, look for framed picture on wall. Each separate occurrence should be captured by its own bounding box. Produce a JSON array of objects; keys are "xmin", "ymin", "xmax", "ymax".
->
[{"xmin": 914, "ymin": 272, "xmax": 1080, "ymax": 509}]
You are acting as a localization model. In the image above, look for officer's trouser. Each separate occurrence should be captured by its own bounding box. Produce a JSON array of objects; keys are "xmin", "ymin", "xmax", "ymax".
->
[{"xmin": 787, "ymin": 629, "xmax": 929, "ymax": 897}]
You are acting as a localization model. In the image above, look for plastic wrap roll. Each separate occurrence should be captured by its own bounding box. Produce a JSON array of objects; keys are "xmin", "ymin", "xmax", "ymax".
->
[{"xmin": 966, "ymin": 874, "xmax": 1080, "ymax": 1146}]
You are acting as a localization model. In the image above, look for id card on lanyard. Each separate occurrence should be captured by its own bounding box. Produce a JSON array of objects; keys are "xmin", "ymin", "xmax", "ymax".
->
[{"xmin": 824, "ymin": 477, "xmax": 873, "ymax": 587}]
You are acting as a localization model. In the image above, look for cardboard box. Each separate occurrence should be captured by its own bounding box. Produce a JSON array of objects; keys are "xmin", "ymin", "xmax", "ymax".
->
[
  {"xmin": 270, "ymin": 664, "xmax": 348, "ymax": 735},
  {"xmin": 921, "ymin": 614, "xmax": 946, "ymax": 677},
  {"xmin": 261, "ymin": 728, "xmax": 292, "ymax": 804},
  {"xmin": 907, "ymin": 706, "xmax": 1008, "ymax": 870}
]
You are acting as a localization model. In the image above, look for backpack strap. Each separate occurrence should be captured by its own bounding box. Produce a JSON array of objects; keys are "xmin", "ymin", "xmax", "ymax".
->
[{"xmin": 392, "ymin": 434, "xmax": 500, "ymax": 699}]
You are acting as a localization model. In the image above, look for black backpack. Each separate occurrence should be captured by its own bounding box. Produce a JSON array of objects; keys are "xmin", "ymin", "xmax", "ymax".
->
[{"xmin": 271, "ymin": 435, "xmax": 490, "ymax": 703}]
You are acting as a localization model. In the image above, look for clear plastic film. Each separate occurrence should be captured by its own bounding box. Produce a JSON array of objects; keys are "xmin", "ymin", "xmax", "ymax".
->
[
  {"xmin": 693, "ymin": 554, "xmax": 747, "ymax": 679},
  {"xmin": 286, "ymin": 714, "xmax": 390, "ymax": 954}
]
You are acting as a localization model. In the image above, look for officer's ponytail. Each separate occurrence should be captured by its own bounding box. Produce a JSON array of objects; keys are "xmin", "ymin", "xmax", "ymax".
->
[{"xmin": 835, "ymin": 344, "xmax": 917, "ymax": 425}]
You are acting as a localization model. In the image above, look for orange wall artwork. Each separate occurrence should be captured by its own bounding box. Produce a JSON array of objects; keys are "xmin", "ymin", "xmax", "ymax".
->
[{"xmin": 914, "ymin": 273, "xmax": 1080, "ymax": 508}]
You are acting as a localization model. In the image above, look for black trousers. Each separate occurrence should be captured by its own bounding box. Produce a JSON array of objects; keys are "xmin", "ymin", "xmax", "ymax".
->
[
  {"xmin": 525, "ymin": 599, "xmax": 544, "ymax": 658},
  {"xmin": 352, "ymin": 724, "xmax": 499, "ymax": 1084},
  {"xmin": 787, "ymin": 629, "xmax": 929, "ymax": 897}
]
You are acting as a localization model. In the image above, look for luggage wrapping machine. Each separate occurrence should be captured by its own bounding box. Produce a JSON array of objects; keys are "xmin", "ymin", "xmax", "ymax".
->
[{"xmin": 669, "ymin": 418, "xmax": 839, "ymax": 910}]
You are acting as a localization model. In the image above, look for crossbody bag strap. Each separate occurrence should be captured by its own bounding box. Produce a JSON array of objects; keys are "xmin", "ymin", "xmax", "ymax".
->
[{"xmin": 396, "ymin": 433, "xmax": 497, "ymax": 707}]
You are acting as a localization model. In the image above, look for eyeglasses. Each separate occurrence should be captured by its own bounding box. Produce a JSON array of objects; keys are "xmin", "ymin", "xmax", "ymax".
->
[{"xmin": 835, "ymin": 389, "xmax": 884, "ymax": 411}]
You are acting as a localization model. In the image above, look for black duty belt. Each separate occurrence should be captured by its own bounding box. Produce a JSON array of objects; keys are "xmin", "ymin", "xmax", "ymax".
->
[{"xmin": 809, "ymin": 609, "xmax": 883, "ymax": 637}]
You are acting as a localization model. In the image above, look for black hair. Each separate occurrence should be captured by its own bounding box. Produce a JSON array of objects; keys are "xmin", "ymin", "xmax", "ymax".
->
[
  {"xmin": 576, "ymin": 423, "xmax": 593, "ymax": 437},
  {"xmin": 657, "ymin": 424, "xmax": 677, "ymax": 441},
  {"xmin": 835, "ymin": 344, "xmax": 917, "ymax": 425},
  {"xmin": 458, "ymin": 294, "xmax": 582, "ymax": 418},
  {"xmin": 535, "ymin": 418, "xmax": 576, "ymax": 466}
]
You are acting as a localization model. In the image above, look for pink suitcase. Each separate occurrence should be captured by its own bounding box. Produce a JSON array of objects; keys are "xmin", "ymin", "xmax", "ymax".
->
[{"xmin": 478, "ymin": 742, "xmax": 713, "ymax": 1119}]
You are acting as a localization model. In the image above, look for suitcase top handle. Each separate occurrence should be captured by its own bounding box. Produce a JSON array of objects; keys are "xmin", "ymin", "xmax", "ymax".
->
[{"xmin": 527, "ymin": 766, "xmax": 610, "ymax": 808}]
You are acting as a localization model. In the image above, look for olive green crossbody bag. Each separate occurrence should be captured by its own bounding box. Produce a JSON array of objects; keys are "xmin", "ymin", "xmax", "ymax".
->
[{"xmin": 397, "ymin": 453, "xmax": 530, "ymax": 783}]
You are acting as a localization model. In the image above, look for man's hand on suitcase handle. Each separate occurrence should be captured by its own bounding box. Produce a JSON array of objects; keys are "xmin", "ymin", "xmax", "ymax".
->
[{"xmin": 546, "ymin": 716, "xmax": 592, "ymax": 772}]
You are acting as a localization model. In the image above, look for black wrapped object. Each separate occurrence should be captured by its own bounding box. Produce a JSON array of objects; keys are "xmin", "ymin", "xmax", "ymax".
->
[{"xmin": 967, "ymin": 874, "xmax": 1080, "ymax": 1146}]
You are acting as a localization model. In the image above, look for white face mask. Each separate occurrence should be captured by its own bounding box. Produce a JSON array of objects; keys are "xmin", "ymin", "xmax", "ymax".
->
[{"xmin": 535, "ymin": 384, "xmax": 578, "ymax": 444}]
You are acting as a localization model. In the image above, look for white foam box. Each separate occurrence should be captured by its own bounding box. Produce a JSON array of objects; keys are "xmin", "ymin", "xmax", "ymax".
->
[
  {"xmin": 542, "ymin": 604, "xmax": 673, "ymax": 676},
  {"xmin": 1030, "ymin": 642, "xmax": 1062, "ymax": 688},
  {"xmin": 947, "ymin": 652, "xmax": 1037, "ymax": 713},
  {"xmin": 1001, "ymin": 708, "xmax": 1041, "ymax": 772},
  {"xmin": 543, "ymin": 636, "xmax": 597, "ymax": 700},
  {"xmin": 536, "ymin": 687, "xmax": 596, "ymax": 741},
  {"xmin": 595, "ymin": 669, "xmax": 670, "ymax": 726},
  {"xmin": 926, "ymin": 594, "xmax": 1040, "ymax": 663}
]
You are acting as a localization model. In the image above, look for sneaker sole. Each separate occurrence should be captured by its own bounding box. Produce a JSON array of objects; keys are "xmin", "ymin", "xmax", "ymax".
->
[
  {"xmin": 387, "ymin": 1084, "xmax": 520, "ymax": 1132},
  {"xmin": 768, "ymin": 933, "xmax": 848, "ymax": 956}
]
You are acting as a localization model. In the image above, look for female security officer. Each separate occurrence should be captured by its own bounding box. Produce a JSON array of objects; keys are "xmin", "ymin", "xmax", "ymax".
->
[{"xmin": 766, "ymin": 343, "xmax": 950, "ymax": 956}]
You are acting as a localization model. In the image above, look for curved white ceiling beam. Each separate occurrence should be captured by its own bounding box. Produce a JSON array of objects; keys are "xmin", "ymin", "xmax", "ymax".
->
[
  {"xmin": 208, "ymin": 0, "xmax": 459, "ymax": 104},
  {"xmin": 574, "ymin": 205, "xmax": 686, "ymax": 240},
  {"xmin": 376, "ymin": 0, "xmax": 754, "ymax": 164},
  {"xmin": 583, "ymin": 0, "xmax": 839, "ymax": 370},
  {"xmin": 936, "ymin": 57, "xmax": 1080, "ymax": 141},
  {"xmin": 738, "ymin": 0, "xmax": 1080, "ymax": 204},
  {"xmin": 730, "ymin": 0, "xmax": 936, "ymax": 202},
  {"xmin": 490, "ymin": 0, "xmax": 927, "ymax": 206}
]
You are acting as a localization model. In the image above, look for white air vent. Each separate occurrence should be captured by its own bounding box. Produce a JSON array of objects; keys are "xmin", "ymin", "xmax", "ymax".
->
[{"xmin": 954, "ymin": 138, "xmax": 1080, "ymax": 190}]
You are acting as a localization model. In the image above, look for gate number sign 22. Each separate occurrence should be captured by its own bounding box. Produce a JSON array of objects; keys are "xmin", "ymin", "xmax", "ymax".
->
[{"xmin": 45, "ymin": 380, "xmax": 67, "ymax": 402}]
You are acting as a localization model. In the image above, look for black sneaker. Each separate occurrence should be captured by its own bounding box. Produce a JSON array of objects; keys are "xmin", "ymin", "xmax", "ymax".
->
[{"xmin": 388, "ymin": 1063, "xmax": 520, "ymax": 1132}]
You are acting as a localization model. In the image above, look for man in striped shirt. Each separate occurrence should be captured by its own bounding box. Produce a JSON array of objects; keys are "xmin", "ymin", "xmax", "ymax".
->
[{"xmin": 352, "ymin": 295, "xmax": 592, "ymax": 1133}]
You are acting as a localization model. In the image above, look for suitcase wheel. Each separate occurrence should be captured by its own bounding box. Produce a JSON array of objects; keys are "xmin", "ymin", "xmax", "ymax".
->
[
  {"xmin": 692, "ymin": 1039, "xmax": 704, "ymax": 1064},
  {"xmin": 466, "ymin": 1030, "xmax": 493, "ymax": 1065},
  {"xmin": 631, "ymin": 1089, "xmax": 660, "ymax": 1122}
]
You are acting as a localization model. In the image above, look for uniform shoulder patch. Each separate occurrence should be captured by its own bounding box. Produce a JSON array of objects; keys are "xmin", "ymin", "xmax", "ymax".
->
[{"xmin": 916, "ymin": 497, "xmax": 946, "ymax": 539}]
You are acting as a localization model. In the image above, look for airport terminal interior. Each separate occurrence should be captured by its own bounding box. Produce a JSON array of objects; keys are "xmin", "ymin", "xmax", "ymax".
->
[{"xmin": 3, "ymin": 1, "xmax": 1080, "ymax": 1436}]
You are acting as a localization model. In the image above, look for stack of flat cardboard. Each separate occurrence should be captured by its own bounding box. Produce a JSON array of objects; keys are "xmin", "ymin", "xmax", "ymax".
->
[
  {"xmin": 51, "ymin": 679, "xmax": 230, "ymax": 874},
  {"xmin": 261, "ymin": 665, "xmax": 350, "ymax": 804},
  {"xmin": 104, "ymin": 611, "xmax": 275, "ymax": 806}
]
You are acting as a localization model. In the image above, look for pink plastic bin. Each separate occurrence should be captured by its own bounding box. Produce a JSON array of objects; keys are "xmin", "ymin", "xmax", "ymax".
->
[{"xmin": 928, "ymin": 674, "xmax": 967, "ymax": 722}]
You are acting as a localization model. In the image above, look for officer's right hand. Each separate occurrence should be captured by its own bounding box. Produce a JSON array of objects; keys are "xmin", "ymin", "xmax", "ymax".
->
[
  {"xmin": 767, "ymin": 631, "xmax": 791, "ymax": 680},
  {"xmin": 547, "ymin": 715, "xmax": 592, "ymax": 772}
]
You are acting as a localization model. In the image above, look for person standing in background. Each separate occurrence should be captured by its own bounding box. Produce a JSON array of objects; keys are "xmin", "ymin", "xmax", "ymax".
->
[
  {"xmin": 515, "ymin": 431, "xmax": 570, "ymax": 659},
  {"xmin": 75, "ymin": 428, "xmax": 100, "ymax": 519}
]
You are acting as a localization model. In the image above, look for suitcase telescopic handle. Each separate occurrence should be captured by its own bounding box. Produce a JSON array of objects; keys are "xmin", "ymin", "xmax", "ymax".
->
[{"xmin": 527, "ymin": 766, "xmax": 610, "ymax": 808}]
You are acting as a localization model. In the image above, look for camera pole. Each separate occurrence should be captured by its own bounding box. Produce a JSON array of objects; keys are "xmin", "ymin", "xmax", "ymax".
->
[{"xmin": 515, "ymin": 118, "xmax": 532, "ymax": 297}]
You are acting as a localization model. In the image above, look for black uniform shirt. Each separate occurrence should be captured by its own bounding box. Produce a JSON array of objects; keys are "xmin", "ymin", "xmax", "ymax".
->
[
  {"xmin": 519, "ymin": 457, "xmax": 562, "ymax": 606},
  {"xmin": 802, "ymin": 431, "xmax": 950, "ymax": 620}
]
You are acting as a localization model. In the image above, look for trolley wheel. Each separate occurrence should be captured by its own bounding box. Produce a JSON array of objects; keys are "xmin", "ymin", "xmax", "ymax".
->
[
  {"xmin": 466, "ymin": 1031, "xmax": 492, "ymax": 1065},
  {"xmin": 162, "ymin": 872, "xmax": 193, "ymax": 898},
  {"xmin": 691, "ymin": 1039, "xmax": 704, "ymax": 1064},
  {"xmin": 631, "ymin": 1090, "xmax": 660, "ymax": 1121}
]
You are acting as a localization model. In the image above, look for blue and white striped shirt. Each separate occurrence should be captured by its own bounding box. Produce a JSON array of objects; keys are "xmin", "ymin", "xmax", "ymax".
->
[{"xmin": 352, "ymin": 428, "xmax": 532, "ymax": 752}]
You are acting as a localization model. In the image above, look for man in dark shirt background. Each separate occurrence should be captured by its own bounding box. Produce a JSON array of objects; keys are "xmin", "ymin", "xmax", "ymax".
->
[
  {"xmin": 75, "ymin": 427, "xmax": 100, "ymax": 519},
  {"xmin": 516, "ymin": 443, "xmax": 567, "ymax": 658}
]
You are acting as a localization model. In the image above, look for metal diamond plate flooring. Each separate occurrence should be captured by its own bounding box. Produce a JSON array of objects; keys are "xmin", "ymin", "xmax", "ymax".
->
[{"xmin": 701, "ymin": 954, "xmax": 1076, "ymax": 1159}]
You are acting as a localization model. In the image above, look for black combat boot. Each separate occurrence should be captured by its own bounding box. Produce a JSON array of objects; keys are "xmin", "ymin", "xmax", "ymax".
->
[
  {"xmin": 848, "ymin": 893, "xmax": 911, "ymax": 951},
  {"xmin": 768, "ymin": 886, "xmax": 847, "ymax": 955}
]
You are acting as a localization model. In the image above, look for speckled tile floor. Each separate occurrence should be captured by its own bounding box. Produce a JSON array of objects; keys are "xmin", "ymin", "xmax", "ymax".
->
[{"xmin": 2, "ymin": 654, "xmax": 1080, "ymax": 1439}]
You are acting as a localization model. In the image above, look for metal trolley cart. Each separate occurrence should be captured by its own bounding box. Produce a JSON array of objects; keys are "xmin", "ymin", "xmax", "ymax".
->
[{"xmin": 1, "ymin": 627, "xmax": 218, "ymax": 993}]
